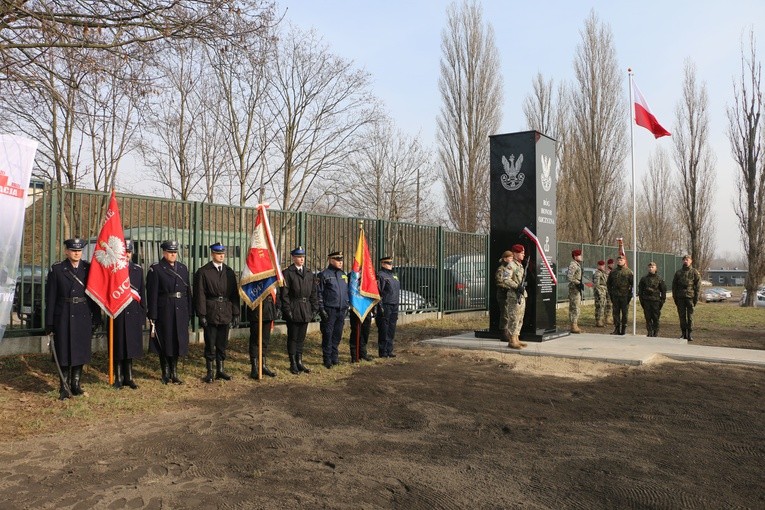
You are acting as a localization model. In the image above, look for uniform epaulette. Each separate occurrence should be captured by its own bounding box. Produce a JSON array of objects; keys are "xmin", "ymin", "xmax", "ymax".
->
[{"xmin": 51, "ymin": 261, "xmax": 63, "ymax": 268}]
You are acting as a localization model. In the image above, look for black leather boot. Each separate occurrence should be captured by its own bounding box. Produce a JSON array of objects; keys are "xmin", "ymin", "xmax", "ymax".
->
[
  {"xmin": 169, "ymin": 357, "xmax": 183, "ymax": 384},
  {"xmin": 215, "ymin": 360, "xmax": 232, "ymax": 380},
  {"xmin": 124, "ymin": 359, "xmax": 138, "ymax": 389},
  {"xmin": 71, "ymin": 365, "xmax": 84, "ymax": 396},
  {"xmin": 159, "ymin": 352, "xmax": 170, "ymax": 384},
  {"xmin": 619, "ymin": 324, "xmax": 627, "ymax": 335},
  {"xmin": 611, "ymin": 326, "xmax": 620, "ymax": 335},
  {"xmin": 202, "ymin": 360, "xmax": 214, "ymax": 383},
  {"xmin": 296, "ymin": 353, "xmax": 311, "ymax": 373},
  {"xmin": 686, "ymin": 329, "xmax": 693, "ymax": 342},
  {"xmin": 323, "ymin": 357, "xmax": 332, "ymax": 369},
  {"xmin": 289, "ymin": 354, "xmax": 299, "ymax": 374},
  {"xmin": 262, "ymin": 357, "xmax": 276, "ymax": 377},
  {"xmin": 250, "ymin": 358, "xmax": 259, "ymax": 379},
  {"xmin": 654, "ymin": 327, "xmax": 660, "ymax": 338},
  {"xmin": 679, "ymin": 328, "xmax": 687, "ymax": 340},
  {"xmin": 113, "ymin": 360, "xmax": 123, "ymax": 389},
  {"xmin": 58, "ymin": 365, "xmax": 71, "ymax": 400}
]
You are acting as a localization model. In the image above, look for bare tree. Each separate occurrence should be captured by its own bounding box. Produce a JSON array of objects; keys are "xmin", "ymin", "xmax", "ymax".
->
[
  {"xmin": 674, "ymin": 60, "xmax": 716, "ymax": 275},
  {"xmin": 727, "ymin": 31, "xmax": 765, "ymax": 305},
  {"xmin": 636, "ymin": 148, "xmax": 680, "ymax": 253},
  {"xmin": 437, "ymin": 0, "xmax": 502, "ymax": 232},
  {"xmin": 268, "ymin": 25, "xmax": 379, "ymax": 212},
  {"xmin": 565, "ymin": 11, "xmax": 628, "ymax": 244}
]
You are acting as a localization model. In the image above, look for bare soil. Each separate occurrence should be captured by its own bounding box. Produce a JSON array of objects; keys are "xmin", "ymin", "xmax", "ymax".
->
[{"xmin": 0, "ymin": 304, "xmax": 763, "ymax": 509}]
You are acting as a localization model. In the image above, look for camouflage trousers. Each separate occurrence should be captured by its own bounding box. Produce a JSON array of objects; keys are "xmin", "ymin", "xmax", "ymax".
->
[
  {"xmin": 604, "ymin": 292, "xmax": 612, "ymax": 323},
  {"xmin": 594, "ymin": 289, "xmax": 607, "ymax": 322},
  {"xmin": 506, "ymin": 295, "xmax": 526, "ymax": 336},
  {"xmin": 568, "ymin": 286, "xmax": 581, "ymax": 324}
]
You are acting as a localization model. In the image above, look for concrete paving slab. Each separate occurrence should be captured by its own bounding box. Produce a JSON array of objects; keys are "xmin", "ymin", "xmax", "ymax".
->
[{"xmin": 420, "ymin": 332, "xmax": 765, "ymax": 367}]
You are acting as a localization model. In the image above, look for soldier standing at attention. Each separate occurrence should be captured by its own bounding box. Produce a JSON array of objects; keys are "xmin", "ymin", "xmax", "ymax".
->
[
  {"xmin": 607, "ymin": 255, "xmax": 634, "ymax": 335},
  {"xmin": 672, "ymin": 254, "xmax": 701, "ymax": 341},
  {"xmin": 604, "ymin": 258, "xmax": 614, "ymax": 325},
  {"xmin": 112, "ymin": 239, "xmax": 147, "ymax": 389},
  {"xmin": 146, "ymin": 240, "xmax": 192, "ymax": 385},
  {"xmin": 45, "ymin": 237, "xmax": 102, "ymax": 399},
  {"xmin": 317, "ymin": 251, "xmax": 349, "ymax": 369},
  {"xmin": 593, "ymin": 260, "xmax": 608, "ymax": 328},
  {"xmin": 281, "ymin": 247, "xmax": 319, "ymax": 375},
  {"xmin": 194, "ymin": 242, "xmax": 240, "ymax": 383},
  {"xmin": 567, "ymin": 249, "xmax": 585, "ymax": 333},
  {"xmin": 638, "ymin": 262, "xmax": 667, "ymax": 337},
  {"xmin": 504, "ymin": 244, "xmax": 528, "ymax": 349},
  {"xmin": 495, "ymin": 250, "xmax": 514, "ymax": 345},
  {"xmin": 376, "ymin": 256, "xmax": 400, "ymax": 358}
]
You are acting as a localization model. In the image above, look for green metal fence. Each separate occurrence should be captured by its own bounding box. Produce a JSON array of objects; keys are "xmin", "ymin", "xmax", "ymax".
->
[{"xmin": 6, "ymin": 186, "xmax": 682, "ymax": 337}]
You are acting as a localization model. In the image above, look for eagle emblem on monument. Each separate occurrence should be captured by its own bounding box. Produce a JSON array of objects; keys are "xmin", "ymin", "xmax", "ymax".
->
[
  {"xmin": 540, "ymin": 154, "xmax": 553, "ymax": 192},
  {"xmin": 500, "ymin": 154, "xmax": 525, "ymax": 191}
]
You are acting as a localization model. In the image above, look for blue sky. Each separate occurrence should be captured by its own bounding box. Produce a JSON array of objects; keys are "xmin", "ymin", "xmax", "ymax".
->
[{"xmin": 279, "ymin": 0, "xmax": 765, "ymax": 260}]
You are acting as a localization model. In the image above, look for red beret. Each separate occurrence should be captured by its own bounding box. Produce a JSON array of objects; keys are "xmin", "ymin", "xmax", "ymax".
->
[
  {"xmin": 607, "ymin": 258, "xmax": 614, "ymax": 265},
  {"xmin": 511, "ymin": 244, "xmax": 524, "ymax": 253},
  {"xmin": 597, "ymin": 260, "xmax": 605, "ymax": 266},
  {"xmin": 572, "ymin": 249, "xmax": 582, "ymax": 258}
]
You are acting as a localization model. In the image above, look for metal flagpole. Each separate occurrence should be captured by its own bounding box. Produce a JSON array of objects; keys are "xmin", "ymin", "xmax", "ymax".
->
[{"xmin": 629, "ymin": 68, "xmax": 637, "ymax": 336}]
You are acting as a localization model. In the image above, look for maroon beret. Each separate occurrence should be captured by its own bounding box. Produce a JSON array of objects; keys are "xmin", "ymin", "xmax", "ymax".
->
[
  {"xmin": 572, "ymin": 249, "xmax": 582, "ymax": 258},
  {"xmin": 597, "ymin": 260, "xmax": 605, "ymax": 266},
  {"xmin": 607, "ymin": 258, "xmax": 614, "ymax": 265},
  {"xmin": 511, "ymin": 244, "xmax": 524, "ymax": 253}
]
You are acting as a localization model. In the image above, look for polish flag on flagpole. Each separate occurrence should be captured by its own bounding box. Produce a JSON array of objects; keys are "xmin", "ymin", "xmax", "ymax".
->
[{"xmin": 632, "ymin": 80, "xmax": 671, "ymax": 138}]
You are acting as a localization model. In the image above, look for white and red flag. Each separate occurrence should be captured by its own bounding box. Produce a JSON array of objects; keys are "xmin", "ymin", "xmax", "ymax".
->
[
  {"xmin": 86, "ymin": 190, "xmax": 132, "ymax": 318},
  {"xmin": 239, "ymin": 205, "xmax": 284, "ymax": 309},
  {"xmin": 632, "ymin": 80, "xmax": 671, "ymax": 138}
]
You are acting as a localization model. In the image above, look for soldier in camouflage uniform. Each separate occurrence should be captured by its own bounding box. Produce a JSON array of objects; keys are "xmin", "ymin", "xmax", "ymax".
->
[
  {"xmin": 607, "ymin": 255, "xmax": 633, "ymax": 335},
  {"xmin": 672, "ymin": 254, "xmax": 701, "ymax": 341},
  {"xmin": 495, "ymin": 247, "xmax": 526, "ymax": 349},
  {"xmin": 567, "ymin": 249, "xmax": 584, "ymax": 333},
  {"xmin": 593, "ymin": 260, "xmax": 608, "ymax": 327},
  {"xmin": 604, "ymin": 258, "xmax": 614, "ymax": 325},
  {"xmin": 638, "ymin": 262, "xmax": 667, "ymax": 337}
]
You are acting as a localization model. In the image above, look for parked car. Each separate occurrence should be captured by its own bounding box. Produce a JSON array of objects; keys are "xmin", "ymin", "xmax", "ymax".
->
[
  {"xmin": 394, "ymin": 265, "xmax": 469, "ymax": 311},
  {"xmin": 739, "ymin": 290, "xmax": 765, "ymax": 307},
  {"xmin": 701, "ymin": 288, "xmax": 726, "ymax": 302},
  {"xmin": 13, "ymin": 264, "xmax": 47, "ymax": 328},
  {"xmin": 709, "ymin": 287, "xmax": 732, "ymax": 299},
  {"xmin": 399, "ymin": 289, "xmax": 428, "ymax": 314},
  {"xmin": 443, "ymin": 254, "xmax": 486, "ymax": 308}
]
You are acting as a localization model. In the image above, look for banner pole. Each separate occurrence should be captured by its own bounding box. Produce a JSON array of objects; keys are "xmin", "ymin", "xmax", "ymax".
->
[
  {"xmin": 258, "ymin": 302, "xmax": 263, "ymax": 380},
  {"xmin": 109, "ymin": 317, "xmax": 114, "ymax": 385},
  {"xmin": 355, "ymin": 322, "xmax": 361, "ymax": 363}
]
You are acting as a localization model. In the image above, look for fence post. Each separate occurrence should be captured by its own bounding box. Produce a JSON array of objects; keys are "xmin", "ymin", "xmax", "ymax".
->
[
  {"xmin": 437, "ymin": 226, "xmax": 444, "ymax": 313},
  {"xmin": 297, "ymin": 211, "xmax": 306, "ymax": 250}
]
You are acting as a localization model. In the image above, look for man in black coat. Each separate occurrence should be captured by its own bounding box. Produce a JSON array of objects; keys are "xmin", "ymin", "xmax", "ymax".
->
[
  {"xmin": 280, "ymin": 246, "xmax": 319, "ymax": 375},
  {"xmin": 246, "ymin": 292, "xmax": 279, "ymax": 378},
  {"xmin": 376, "ymin": 256, "xmax": 401, "ymax": 358},
  {"xmin": 146, "ymin": 240, "xmax": 192, "ymax": 384},
  {"xmin": 112, "ymin": 239, "xmax": 147, "ymax": 389},
  {"xmin": 317, "ymin": 251, "xmax": 349, "ymax": 368},
  {"xmin": 194, "ymin": 242, "xmax": 241, "ymax": 382},
  {"xmin": 45, "ymin": 237, "xmax": 102, "ymax": 399}
]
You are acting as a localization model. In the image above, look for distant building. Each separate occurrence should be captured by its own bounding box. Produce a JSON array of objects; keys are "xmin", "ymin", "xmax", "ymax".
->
[{"xmin": 706, "ymin": 268, "xmax": 748, "ymax": 286}]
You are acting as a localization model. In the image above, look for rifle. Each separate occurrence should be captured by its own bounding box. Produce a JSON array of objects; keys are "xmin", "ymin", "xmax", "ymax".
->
[{"xmin": 517, "ymin": 256, "xmax": 530, "ymax": 305}]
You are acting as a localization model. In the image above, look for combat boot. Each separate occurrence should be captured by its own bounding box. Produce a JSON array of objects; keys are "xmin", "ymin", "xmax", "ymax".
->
[
  {"xmin": 507, "ymin": 335, "xmax": 523, "ymax": 350},
  {"xmin": 58, "ymin": 366, "xmax": 71, "ymax": 400},
  {"xmin": 595, "ymin": 319, "xmax": 604, "ymax": 327},
  {"xmin": 169, "ymin": 357, "xmax": 183, "ymax": 384},
  {"xmin": 517, "ymin": 335, "xmax": 528, "ymax": 347},
  {"xmin": 124, "ymin": 359, "xmax": 138, "ymax": 389},
  {"xmin": 113, "ymin": 360, "xmax": 123, "ymax": 389},
  {"xmin": 296, "ymin": 353, "xmax": 311, "ymax": 373},
  {"xmin": 654, "ymin": 327, "xmax": 660, "ymax": 338},
  {"xmin": 203, "ymin": 360, "xmax": 214, "ymax": 383},
  {"xmin": 289, "ymin": 354, "xmax": 300, "ymax": 375},
  {"xmin": 215, "ymin": 360, "xmax": 232, "ymax": 380},
  {"xmin": 262, "ymin": 357, "xmax": 276, "ymax": 378},
  {"xmin": 70, "ymin": 365, "xmax": 84, "ymax": 396},
  {"xmin": 250, "ymin": 358, "xmax": 258, "ymax": 379},
  {"xmin": 679, "ymin": 329, "xmax": 687, "ymax": 340},
  {"xmin": 686, "ymin": 329, "xmax": 693, "ymax": 342},
  {"xmin": 158, "ymin": 352, "xmax": 170, "ymax": 384},
  {"xmin": 619, "ymin": 324, "xmax": 627, "ymax": 336},
  {"xmin": 570, "ymin": 323, "xmax": 582, "ymax": 334}
]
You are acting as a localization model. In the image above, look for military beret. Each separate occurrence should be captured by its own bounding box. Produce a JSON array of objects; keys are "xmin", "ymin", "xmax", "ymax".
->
[
  {"xmin": 500, "ymin": 250, "xmax": 513, "ymax": 260},
  {"xmin": 572, "ymin": 249, "xmax": 582, "ymax": 258},
  {"xmin": 379, "ymin": 256, "xmax": 393, "ymax": 264},
  {"xmin": 607, "ymin": 258, "xmax": 614, "ymax": 265},
  {"xmin": 210, "ymin": 242, "xmax": 226, "ymax": 253},
  {"xmin": 290, "ymin": 246, "xmax": 306, "ymax": 256},
  {"xmin": 125, "ymin": 239, "xmax": 134, "ymax": 252},
  {"xmin": 597, "ymin": 260, "xmax": 605, "ymax": 266},
  {"xmin": 160, "ymin": 240, "xmax": 179, "ymax": 252},
  {"xmin": 682, "ymin": 254, "xmax": 692, "ymax": 260},
  {"xmin": 64, "ymin": 237, "xmax": 85, "ymax": 250},
  {"xmin": 328, "ymin": 250, "xmax": 343, "ymax": 259},
  {"xmin": 511, "ymin": 244, "xmax": 524, "ymax": 254}
]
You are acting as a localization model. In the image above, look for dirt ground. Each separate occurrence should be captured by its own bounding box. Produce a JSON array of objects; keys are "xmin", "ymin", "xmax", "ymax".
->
[{"xmin": 0, "ymin": 303, "xmax": 763, "ymax": 509}]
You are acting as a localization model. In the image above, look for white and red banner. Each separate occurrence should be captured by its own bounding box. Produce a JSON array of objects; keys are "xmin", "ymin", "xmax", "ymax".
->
[
  {"xmin": 239, "ymin": 205, "xmax": 284, "ymax": 309},
  {"xmin": 0, "ymin": 135, "xmax": 39, "ymax": 341},
  {"xmin": 86, "ymin": 190, "xmax": 133, "ymax": 318},
  {"xmin": 632, "ymin": 81, "xmax": 671, "ymax": 138},
  {"xmin": 522, "ymin": 226, "xmax": 557, "ymax": 285}
]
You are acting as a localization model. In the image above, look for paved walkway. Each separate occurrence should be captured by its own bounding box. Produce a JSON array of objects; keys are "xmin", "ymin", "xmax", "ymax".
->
[{"xmin": 420, "ymin": 332, "xmax": 765, "ymax": 367}]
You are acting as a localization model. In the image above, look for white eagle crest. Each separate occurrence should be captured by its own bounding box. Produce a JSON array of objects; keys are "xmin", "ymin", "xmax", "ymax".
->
[
  {"xmin": 95, "ymin": 235, "xmax": 129, "ymax": 273},
  {"xmin": 540, "ymin": 154, "xmax": 553, "ymax": 192},
  {"xmin": 500, "ymin": 154, "xmax": 525, "ymax": 191}
]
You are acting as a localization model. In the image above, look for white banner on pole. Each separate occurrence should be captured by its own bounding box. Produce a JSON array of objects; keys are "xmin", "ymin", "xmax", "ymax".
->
[{"xmin": 0, "ymin": 135, "xmax": 39, "ymax": 341}]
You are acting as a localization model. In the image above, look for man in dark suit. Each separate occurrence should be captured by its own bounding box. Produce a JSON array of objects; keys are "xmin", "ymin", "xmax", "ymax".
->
[
  {"xmin": 112, "ymin": 239, "xmax": 147, "ymax": 389},
  {"xmin": 146, "ymin": 240, "xmax": 192, "ymax": 384},
  {"xmin": 376, "ymin": 256, "xmax": 400, "ymax": 358},
  {"xmin": 280, "ymin": 246, "xmax": 319, "ymax": 374},
  {"xmin": 45, "ymin": 237, "xmax": 102, "ymax": 399},
  {"xmin": 194, "ymin": 242, "xmax": 240, "ymax": 383}
]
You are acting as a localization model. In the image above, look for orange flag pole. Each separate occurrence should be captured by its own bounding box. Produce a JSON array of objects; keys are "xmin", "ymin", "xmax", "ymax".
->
[
  {"xmin": 109, "ymin": 317, "xmax": 114, "ymax": 385},
  {"xmin": 258, "ymin": 302, "xmax": 263, "ymax": 380}
]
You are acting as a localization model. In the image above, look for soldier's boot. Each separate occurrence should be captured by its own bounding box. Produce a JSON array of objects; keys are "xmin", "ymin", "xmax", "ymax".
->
[
  {"xmin": 159, "ymin": 352, "xmax": 170, "ymax": 385},
  {"xmin": 215, "ymin": 360, "xmax": 232, "ymax": 381},
  {"xmin": 595, "ymin": 319, "xmax": 604, "ymax": 327},
  {"xmin": 70, "ymin": 365, "xmax": 84, "ymax": 396},
  {"xmin": 203, "ymin": 360, "xmax": 214, "ymax": 383},
  {"xmin": 262, "ymin": 357, "xmax": 276, "ymax": 378},
  {"xmin": 296, "ymin": 353, "xmax": 311, "ymax": 374},
  {"xmin": 517, "ymin": 335, "xmax": 528, "ymax": 347},
  {"xmin": 570, "ymin": 322, "xmax": 582, "ymax": 334},
  {"xmin": 620, "ymin": 324, "xmax": 627, "ymax": 336},
  {"xmin": 124, "ymin": 359, "xmax": 138, "ymax": 389},
  {"xmin": 654, "ymin": 327, "xmax": 660, "ymax": 338},
  {"xmin": 289, "ymin": 354, "xmax": 300, "ymax": 375},
  {"xmin": 58, "ymin": 366, "xmax": 71, "ymax": 400},
  {"xmin": 113, "ymin": 360, "xmax": 123, "ymax": 390},
  {"xmin": 323, "ymin": 356, "xmax": 333, "ymax": 369},
  {"xmin": 611, "ymin": 324, "xmax": 620, "ymax": 334},
  {"xmin": 686, "ymin": 329, "xmax": 693, "ymax": 342},
  {"xmin": 249, "ymin": 358, "xmax": 259, "ymax": 379},
  {"xmin": 679, "ymin": 328, "xmax": 687, "ymax": 340},
  {"xmin": 507, "ymin": 335, "xmax": 522, "ymax": 350},
  {"xmin": 169, "ymin": 357, "xmax": 183, "ymax": 385}
]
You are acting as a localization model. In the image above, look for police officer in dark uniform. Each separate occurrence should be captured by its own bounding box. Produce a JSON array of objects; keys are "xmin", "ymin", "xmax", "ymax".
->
[
  {"xmin": 607, "ymin": 255, "xmax": 634, "ymax": 335},
  {"xmin": 146, "ymin": 240, "xmax": 191, "ymax": 384},
  {"xmin": 317, "ymin": 251, "xmax": 349, "ymax": 368},
  {"xmin": 45, "ymin": 237, "xmax": 102, "ymax": 399},
  {"xmin": 112, "ymin": 239, "xmax": 147, "ymax": 389},
  {"xmin": 280, "ymin": 246, "xmax": 319, "ymax": 375},
  {"xmin": 246, "ymin": 291, "xmax": 279, "ymax": 378},
  {"xmin": 638, "ymin": 261, "xmax": 667, "ymax": 337},
  {"xmin": 376, "ymin": 256, "xmax": 400, "ymax": 358},
  {"xmin": 194, "ymin": 242, "xmax": 240, "ymax": 383},
  {"xmin": 672, "ymin": 254, "xmax": 701, "ymax": 341}
]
